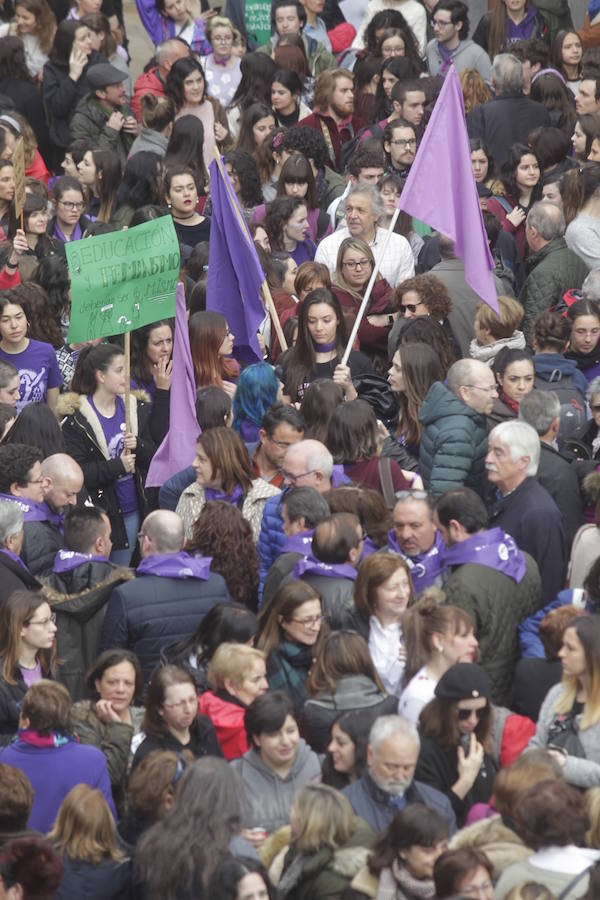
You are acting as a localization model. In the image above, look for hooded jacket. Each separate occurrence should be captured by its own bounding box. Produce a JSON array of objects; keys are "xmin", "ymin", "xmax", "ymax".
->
[
  {"xmin": 130, "ymin": 67, "xmax": 165, "ymax": 121},
  {"xmin": 69, "ymin": 94, "xmax": 136, "ymax": 166},
  {"xmin": 419, "ymin": 382, "xmax": 488, "ymax": 497},
  {"xmin": 231, "ymin": 741, "xmax": 321, "ymax": 834},
  {"xmin": 43, "ymin": 561, "xmax": 134, "ymax": 701},
  {"xmin": 54, "ymin": 857, "xmax": 131, "ymax": 900},
  {"xmin": 298, "ymin": 675, "xmax": 398, "ymax": 753},
  {"xmin": 426, "ymin": 38, "xmax": 492, "ymax": 80},
  {"xmin": 533, "ymin": 352, "xmax": 589, "ymax": 397}
]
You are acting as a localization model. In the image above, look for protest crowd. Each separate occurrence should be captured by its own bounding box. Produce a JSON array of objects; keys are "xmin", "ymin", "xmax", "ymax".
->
[{"xmin": 7, "ymin": 0, "xmax": 600, "ymax": 896}]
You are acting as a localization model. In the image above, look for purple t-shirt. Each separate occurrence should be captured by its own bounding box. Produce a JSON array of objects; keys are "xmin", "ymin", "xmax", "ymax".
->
[
  {"xmin": 0, "ymin": 339, "xmax": 62, "ymax": 412},
  {"xmin": 89, "ymin": 395, "xmax": 138, "ymax": 515},
  {"xmin": 19, "ymin": 659, "xmax": 42, "ymax": 688}
]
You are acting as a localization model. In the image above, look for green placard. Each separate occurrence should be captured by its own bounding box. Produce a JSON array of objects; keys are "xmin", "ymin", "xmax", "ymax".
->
[{"xmin": 65, "ymin": 216, "xmax": 180, "ymax": 344}]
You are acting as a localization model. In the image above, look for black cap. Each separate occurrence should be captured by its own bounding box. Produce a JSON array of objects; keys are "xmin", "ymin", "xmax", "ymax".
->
[
  {"xmin": 434, "ymin": 663, "xmax": 491, "ymax": 702},
  {"xmin": 87, "ymin": 63, "xmax": 127, "ymax": 89}
]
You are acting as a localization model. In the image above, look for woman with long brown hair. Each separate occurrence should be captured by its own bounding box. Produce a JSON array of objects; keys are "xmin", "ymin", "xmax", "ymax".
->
[
  {"xmin": 0, "ymin": 590, "xmax": 57, "ymax": 742},
  {"xmin": 473, "ymin": 0, "xmax": 549, "ymax": 60},
  {"xmin": 175, "ymin": 427, "xmax": 280, "ymax": 543},
  {"xmin": 388, "ymin": 342, "xmax": 446, "ymax": 462},
  {"xmin": 188, "ymin": 310, "xmax": 240, "ymax": 399},
  {"xmin": 0, "ymin": 0, "xmax": 56, "ymax": 79}
]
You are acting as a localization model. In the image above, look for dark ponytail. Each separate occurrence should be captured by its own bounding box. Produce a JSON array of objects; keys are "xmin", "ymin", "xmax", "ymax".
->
[{"xmin": 71, "ymin": 343, "xmax": 123, "ymax": 395}]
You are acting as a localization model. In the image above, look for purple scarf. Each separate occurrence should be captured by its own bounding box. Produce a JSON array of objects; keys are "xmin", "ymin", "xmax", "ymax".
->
[
  {"xmin": 204, "ymin": 484, "xmax": 244, "ymax": 505},
  {"xmin": 0, "ymin": 494, "xmax": 63, "ymax": 526},
  {"xmin": 361, "ymin": 536, "xmax": 379, "ymax": 560},
  {"xmin": 293, "ymin": 554, "xmax": 357, "ymax": 581},
  {"xmin": 387, "ymin": 529, "xmax": 446, "ymax": 592},
  {"xmin": 331, "ymin": 465, "xmax": 345, "ymax": 487},
  {"xmin": 0, "ymin": 548, "xmax": 29, "ymax": 572},
  {"xmin": 53, "ymin": 550, "xmax": 109, "ymax": 574},
  {"xmin": 281, "ymin": 530, "xmax": 314, "ymax": 555},
  {"xmin": 442, "ymin": 527, "xmax": 526, "ymax": 583},
  {"xmin": 137, "ymin": 551, "xmax": 212, "ymax": 580}
]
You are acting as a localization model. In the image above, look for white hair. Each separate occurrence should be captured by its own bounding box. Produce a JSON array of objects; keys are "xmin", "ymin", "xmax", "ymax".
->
[
  {"xmin": 0, "ymin": 500, "xmax": 23, "ymax": 546},
  {"xmin": 490, "ymin": 420, "xmax": 540, "ymax": 476},
  {"xmin": 369, "ymin": 715, "xmax": 420, "ymax": 754}
]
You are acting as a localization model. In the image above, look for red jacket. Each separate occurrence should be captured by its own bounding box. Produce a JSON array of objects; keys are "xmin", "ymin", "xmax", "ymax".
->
[
  {"xmin": 197, "ymin": 691, "xmax": 248, "ymax": 761},
  {"xmin": 297, "ymin": 110, "xmax": 364, "ymax": 172},
  {"xmin": 131, "ymin": 68, "xmax": 165, "ymax": 122}
]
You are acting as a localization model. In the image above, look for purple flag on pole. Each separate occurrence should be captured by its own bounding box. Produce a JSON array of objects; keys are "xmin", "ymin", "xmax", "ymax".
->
[
  {"xmin": 400, "ymin": 65, "xmax": 499, "ymax": 315},
  {"xmin": 145, "ymin": 282, "xmax": 199, "ymax": 487},
  {"xmin": 206, "ymin": 158, "xmax": 266, "ymax": 363}
]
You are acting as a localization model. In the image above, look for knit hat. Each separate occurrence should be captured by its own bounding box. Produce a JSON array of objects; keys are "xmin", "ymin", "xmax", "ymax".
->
[{"xmin": 434, "ymin": 663, "xmax": 491, "ymax": 702}]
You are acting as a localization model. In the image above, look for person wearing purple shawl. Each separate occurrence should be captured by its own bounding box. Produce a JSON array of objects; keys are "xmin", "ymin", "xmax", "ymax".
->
[
  {"xmin": 0, "ymin": 500, "xmax": 40, "ymax": 605},
  {"xmin": 99, "ymin": 510, "xmax": 233, "ymax": 684},
  {"xmin": 388, "ymin": 491, "xmax": 446, "ymax": 595},
  {"xmin": 435, "ymin": 486, "xmax": 542, "ymax": 706}
]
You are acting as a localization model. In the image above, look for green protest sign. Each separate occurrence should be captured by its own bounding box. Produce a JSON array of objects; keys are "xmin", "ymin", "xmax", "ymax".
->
[{"xmin": 65, "ymin": 216, "xmax": 180, "ymax": 344}]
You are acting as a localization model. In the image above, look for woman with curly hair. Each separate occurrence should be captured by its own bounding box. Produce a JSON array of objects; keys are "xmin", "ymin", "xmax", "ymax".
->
[
  {"xmin": 388, "ymin": 342, "xmax": 446, "ymax": 461},
  {"xmin": 394, "ymin": 274, "xmax": 459, "ymax": 354},
  {"xmin": 487, "ymin": 143, "xmax": 542, "ymax": 258},
  {"xmin": 166, "ymin": 58, "xmax": 230, "ymax": 174},
  {"xmin": 187, "ymin": 500, "xmax": 260, "ymax": 610},
  {"xmin": 188, "ymin": 310, "xmax": 240, "ymax": 398},
  {"xmin": 223, "ymin": 150, "xmax": 264, "ymax": 218},
  {"xmin": 461, "ymin": 69, "xmax": 491, "ymax": 116}
]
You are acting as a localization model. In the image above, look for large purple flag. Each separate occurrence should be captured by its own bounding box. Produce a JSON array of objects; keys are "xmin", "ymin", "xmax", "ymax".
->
[
  {"xmin": 145, "ymin": 282, "xmax": 199, "ymax": 487},
  {"xmin": 206, "ymin": 158, "xmax": 266, "ymax": 363},
  {"xmin": 400, "ymin": 65, "xmax": 499, "ymax": 315}
]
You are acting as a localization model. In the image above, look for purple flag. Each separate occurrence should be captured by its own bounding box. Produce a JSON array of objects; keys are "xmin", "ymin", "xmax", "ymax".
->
[
  {"xmin": 206, "ymin": 158, "xmax": 266, "ymax": 363},
  {"xmin": 400, "ymin": 66, "xmax": 499, "ymax": 315},
  {"xmin": 145, "ymin": 283, "xmax": 199, "ymax": 487}
]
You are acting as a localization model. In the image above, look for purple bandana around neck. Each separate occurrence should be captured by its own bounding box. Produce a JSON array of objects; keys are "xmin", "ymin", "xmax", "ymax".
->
[
  {"xmin": 137, "ymin": 551, "xmax": 212, "ymax": 580},
  {"xmin": 282, "ymin": 530, "xmax": 314, "ymax": 555},
  {"xmin": 312, "ymin": 338, "xmax": 337, "ymax": 352},
  {"xmin": 331, "ymin": 465, "xmax": 345, "ymax": 487},
  {"xmin": 204, "ymin": 484, "xmax": 244, "ymax": 505},
  {"xmin": 0, "ymin": 493, "xmax": 63, "ymax": 527},
  {"xmin": 53, "ymin": 220, "xmax": 83, "ymax": 244},
  {"xmin": 387, "ymin": 529, "xmax": 446, "ymax": 591},
  {"xmin": 293, "ymin": 553, "xmax": 357, "ymax": 581},
  {"xmin": 53, "ymin": 550, "xmax": 110, "ymax": 574},
  {"xmin": 0, "ymin": 548, "xmax": 29, "ymax": 573},
  {"xmin": 361, "ymin": 535, "xmax": 379, "ymax": 560},
  {"xmin": 441, "ymin": 527, "xmax": 526, "ymax": 583}
]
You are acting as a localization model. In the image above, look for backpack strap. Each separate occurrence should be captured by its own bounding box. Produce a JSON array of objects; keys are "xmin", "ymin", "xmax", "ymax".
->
[
  {"xmin": 556, "ymin": 866, "xmax": 593, "ymax": 900},
  {"xmin": 319, "ymin": 118, "xmax": 337, "ymax": 169},
  {"xmin": 378, "ymin": 457, "xmax": 396, "ymax": 510}
]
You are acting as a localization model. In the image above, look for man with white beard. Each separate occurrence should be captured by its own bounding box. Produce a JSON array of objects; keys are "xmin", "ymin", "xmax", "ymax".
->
[{"xmin": 343, "ymin": 716, "xmax": 456, "ymax": 833}]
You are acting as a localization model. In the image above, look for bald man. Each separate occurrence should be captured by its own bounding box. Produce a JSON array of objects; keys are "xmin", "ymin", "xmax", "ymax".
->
[
  {"xmin": 20, "ymin": 453, "xmax": 84, "ymax": 577},
  {"xmin": 99, "ymin": 510, "xmax": 233, "ymax": 683}
]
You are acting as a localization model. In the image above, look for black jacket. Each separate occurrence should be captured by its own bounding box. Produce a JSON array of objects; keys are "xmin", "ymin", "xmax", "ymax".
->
[
  {"xmin": 42, "ymin": 51, "xmax": 107, "ymax": 150},
  {"xmin": 58, "ymin": 391, "xmax": 166, "ymax": 551},
  {"xmin": 98, "ymin": 571, "xmax": 233, "ymax": 683},
  {"xmin": 467, "ymin": 92, "xmax": 551, "ymax": 169},
  {"xmin": 488, "ymin": 477, "xmax": 567, "ymax": 604},
  {"xmin": 54, "ymin": 856, "xmax": 132, "ymax": 900},
  {"xmin": 21, "ymin": 519, "xmax": 63, "ymax": 578},
  {"xmin": 0, "ymin": 666, "xmax": 44, "ymax": 745},
  {"xmin": 537, "ymin": 442, "xmax": 584, "ymax": 553},
  {"xmin": 43, "ymin": 561, "xmax": 134, "ymax": 701},
  {"xmin": 0, "ymin": 77, "xmax": 52, "ymax": 166},
  {"xmin": 511, "ymin": 657, "xmax": 562, "ymax": 721},
  {"xmin": 131, "ymin": 716, "xmax": 223, "ymax": 770},
  {"xmin": 0, "ymin": 552, "xmax": 40, "ymax": 605}
]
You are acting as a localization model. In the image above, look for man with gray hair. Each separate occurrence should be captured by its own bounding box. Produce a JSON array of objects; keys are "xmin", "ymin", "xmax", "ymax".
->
[
  {"xmin": 467, "ymin": 53, "xmax": 550, "ymax": 168},
  {"xmin": 487, "ymin": 420, "xmax": 566, "ymax": 602},
  {"xmin": 0, "ymin": 500, "xmax": 39, "ymax": 603},
  {"xmin": 419, "ymin": 359, "xmax": 493, "ymax": 497},
  {"xmin": 519, "ymin": 391, "xmax": 583, "ymax": 550},
  {"xmin": 520, "ymin": 202, "xmax": 589, "ymax": 345},
  {"xmin": 315, "ymin": 184, "xmax": 414, "ymax": 286},
  {"xmin": 99, "ymin": 509, "xmax": 232, "ymax": 683},
  {"xmin": 343, "ymin": 715, "xmax": 456, "ymax": 833},
  {"xmin": 131, "ymin": 38, "xmax": 190, "ymax": 120}
]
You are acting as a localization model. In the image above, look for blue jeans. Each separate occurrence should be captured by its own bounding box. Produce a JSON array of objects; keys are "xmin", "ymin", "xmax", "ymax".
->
[{"xmin": 110, "ymin": 510, "xmax": 140, "ymax": 567}]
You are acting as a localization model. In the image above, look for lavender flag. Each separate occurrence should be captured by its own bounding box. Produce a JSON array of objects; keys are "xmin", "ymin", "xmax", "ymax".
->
[{"xmin": 400, "ymin": 65, "xmax": 499, "ymax": 315}]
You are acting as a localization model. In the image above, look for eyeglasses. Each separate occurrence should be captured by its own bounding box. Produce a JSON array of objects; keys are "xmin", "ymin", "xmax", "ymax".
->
[
  {"xmin": 399, "ymin": 303, "xmax": 422, "ymax": 315},
  {"xmin": 389, "ymin": 138, "xmax": 417, "ymax": 147},
  {"xmin": 59, "ymin": 200, "xmax": 85, "ymax": 210},
  {"xmin": 290, "ymin": 614, "xmax": 325, "ymax": 627},
  {"xmin": 281, "ymin": 469, "xmax": 316, "ymax": 484},
  {"xmin": 457, "ymin": 706, "xmax": 489, "ymax": 721},
  {"xmin": 592, "ymin": 404, "xmax": 600, "ymax": 412},
  {"xmin": 343, "ymin": 258, "xmax": 372, "ymax": 270},
  {"xmin": 26, "ymin": 612, "xmax": 56, "ymax": 627},
  {"xmin": 25, "ymin": 477, "xmax": 45, "ymax": 485},
  {"xmin": 464, "ymin": 384, "xmax": 498, "ymax": 394}
]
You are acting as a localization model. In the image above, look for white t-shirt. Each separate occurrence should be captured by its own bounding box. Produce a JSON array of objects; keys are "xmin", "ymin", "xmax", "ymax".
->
[
  {"xmin": 368, "ymin": 615, "xmax": 405, "ymax": 697},
  {"xmin": 398, "ymin": 666, "xmax": 436, "ymax": 724}
]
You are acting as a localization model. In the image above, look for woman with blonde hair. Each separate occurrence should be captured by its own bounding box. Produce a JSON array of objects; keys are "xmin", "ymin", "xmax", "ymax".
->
[
  {"xmin": 470, "ymin": 295, "xmax": 525, "ymax": 366},
  {"xmin": 274, "ymin": 783, "xmax": 374, "ymax": 899},
  {"xmin": 198, "ymin": 643, "xmax": 268, "ymax": 760},
  {"xmin": 530, "ymin": 615, "xmax": 600, "ymax": 787},
  {"xmin": 49, "ymin": 785, "xmax": 130, "ymax": 899},
  {"xmin": 299, "ymin": 631, "xmax": 397, "ymax": 753}
]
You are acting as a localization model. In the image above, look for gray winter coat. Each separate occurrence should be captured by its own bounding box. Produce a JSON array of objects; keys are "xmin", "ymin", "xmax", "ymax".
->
[
  {"xmin": 230, "ymin": 741, "xmax": 321, "ymax": 834},
  {"xmin": 128, "ymin": 127, "xmax": 168, "ymax": 158},
  {"xmin": 426, "ymin": 38, "xmax": 491, "ymax": 80}
]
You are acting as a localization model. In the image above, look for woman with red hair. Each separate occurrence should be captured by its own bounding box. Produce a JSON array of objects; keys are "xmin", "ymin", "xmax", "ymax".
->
[{"xmin": 189, "ymin": 311, "xmax": 240, "ymax": 400}]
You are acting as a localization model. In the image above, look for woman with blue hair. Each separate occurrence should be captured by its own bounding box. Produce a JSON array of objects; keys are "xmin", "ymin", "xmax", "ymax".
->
[{"xmin": 232, "ymin": 362, "xmax": 281, "ymax": 442}]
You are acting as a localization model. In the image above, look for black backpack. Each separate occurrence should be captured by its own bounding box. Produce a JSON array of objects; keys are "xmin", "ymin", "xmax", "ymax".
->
[{"xmin": 533, "ymin": 370, "xmax": 587, "ymax": 440}]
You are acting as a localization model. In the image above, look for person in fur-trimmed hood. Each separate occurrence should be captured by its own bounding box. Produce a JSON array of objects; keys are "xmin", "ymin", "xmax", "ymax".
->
[
  {"xmin": 42, "ymin": 504, "xmax": 135, "ymax": 701},
  {"xmin": 57, "ymin": 343, "xmax": 168, "ymax": 566},
  {"xmin": 267, "ymin": 784, "xmax": 375, "ymax": 900}
]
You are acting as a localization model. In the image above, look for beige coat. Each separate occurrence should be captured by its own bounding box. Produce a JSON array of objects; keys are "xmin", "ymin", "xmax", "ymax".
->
[
  {"xmin": 448, "ymin": 813, "xmax": 531, "ymax": 880},
  {"xmin": 176, "ymin": 478, "xmax": 280, "ymax": 543}
]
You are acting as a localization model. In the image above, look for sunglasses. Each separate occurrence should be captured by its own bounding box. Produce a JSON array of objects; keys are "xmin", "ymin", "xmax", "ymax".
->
[
  {"xmin": 399, "ymin": 303, "xmax": 422, "ymax": 315},
  {"xmin": 457, "ymin": 706, "xmax": 488, "ymax": 721}
]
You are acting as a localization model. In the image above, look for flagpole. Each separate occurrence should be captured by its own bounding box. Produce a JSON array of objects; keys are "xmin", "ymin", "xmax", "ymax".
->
[
  {"xmin": 341, "ymin": 208, "xmax": 400, "ymax": 366},
  {"xmin": 124, "ymin": 330, "xmax": 131, "ymax": 436},
  {"xmin": 213, "ymin": 151, "xmax": 288, "ymax": 354}
]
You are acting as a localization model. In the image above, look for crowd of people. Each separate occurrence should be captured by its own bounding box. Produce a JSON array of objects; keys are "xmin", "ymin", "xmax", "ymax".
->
[{"xmin": 2, "ymin": 0, "xmax": 600, "ymax": 897}]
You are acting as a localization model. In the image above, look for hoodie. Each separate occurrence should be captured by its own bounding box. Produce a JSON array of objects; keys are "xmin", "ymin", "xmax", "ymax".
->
[{"xmin": 230, "ymin": 740, "xmax": 321, "ymax": 834}]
